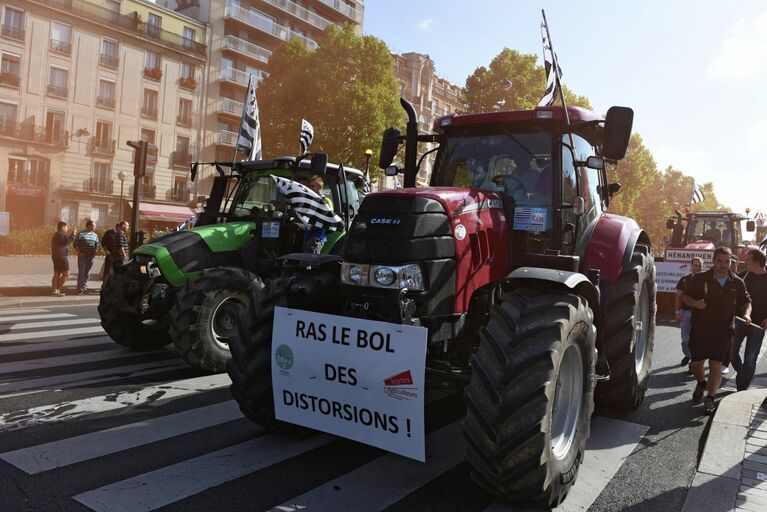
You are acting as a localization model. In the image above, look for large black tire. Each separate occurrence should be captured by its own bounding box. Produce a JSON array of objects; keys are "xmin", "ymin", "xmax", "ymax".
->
[
  {"xmin": 595, "ymin": 243, "xmax": 656, "ymax": 408},
  {"xmin": 227, "ymin": 277, "xmax": 288, "ymax": 429},
  {"xmin": 169, "ymin": 268, "xmax": 263, "ymax": 373},
  {"xmin": 98, "ymin": 273, "xmax": 171, "ymax": 350},
  {"xmin": 463, "ymin": 292, "xmax": 597, "ymax": 508}
]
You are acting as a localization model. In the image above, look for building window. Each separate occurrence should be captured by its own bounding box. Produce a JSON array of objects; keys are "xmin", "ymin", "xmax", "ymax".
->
[
  {"xmin": 48, "ymin": 67, "xmax": 68, "ymax": 98},
  {"xmin": 2, "ymin": 7, "xmax": 24, "ymax": 42},
  {"xmin": 183, "ymin": 26, "xmax": 195, "ymax": 48},
  {"xmin": 179, "ymin": 62, "xmax": 196, "ymax": 89},
  {"xmin": 100, "ymin": 38, "xmax": 119, "ymax": 68},
  {"xmin": 177, "ymin": 98, "xmax": 192, "ymax": 127},
  {"xmin": 60, "ymin": 201, "xmax": 78, "ymax": 226},
  {"xmin": 144, "ymin": 50, "xmax": 162, "ymax": 80},
  {"xmin": 147, "ymin": 13, "xmax": 162, "ymax": 38},
  {"xmin": 91, "ymin": 203, "xmax": 109, "ymax": 225},
  {"xmin": 9, "ymin": 158, "xmax": 50, "ymax": 187},
  {"xmin": 51, "ymin": 21, "xmax": 71, "ymax": 55},
  {"xmin": 0, "ymin": 101, "xmax": 17, "ymax": 135},
  {"xmin": 173, "ymin": 176, "xmax": 189, "ymax": 202},
  {"xmin": 91, "ymin": 162, "xmax": 112, "ymax": 194},
  {"xmin": 142, "ymin": 89, "xmax": 158, "ymax": 119},
  {"xmin": 93, "ymin": 121, "xmax": 113, "ymax": 154},
  {"xmin": 97, "ymin": 79, "xmax": 115, "ymax": 108},
  {"xmin": 173, "ymin": 136, "xmax": 190, "ymax": 167},
  {"xmin": 45, "ymin": 111, "xmax": 65, "ymax": 145},
  {"xmin": 0, "ymin": 53, "xmax": 20, "ymax": 87}
]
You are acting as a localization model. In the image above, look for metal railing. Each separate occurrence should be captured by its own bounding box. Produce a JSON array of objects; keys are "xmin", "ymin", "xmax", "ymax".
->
[
  {"xmin": 87, "ymin": 178, "xmax": 114, "ymax": 194},
  {"xmin": 141, "ymin": 106, "xmax": 158, "ymax": 120},
  {"xmin": 97, "ymin": 95, "xmax": 115, "ymax": 108},
  {"xmin": 47, "ymin": 85, "xmax": 68, "ymax": 98},
  {"xmin": 50, "ymin": 39, "xmax": 72, "ymax": 55},
  {"xmin": 169, "ymin": 187, "xmax": 191, "ymax": 202},
  {"xmin": 217, "ymin": 97, "xmax": 244, "ymax": 115},
  {"xmin": 0, "ymin": 71, "xmax": 20, "ymax": 87},
  {"xmin": 216, "ymin": 130, "xmax": 238, "ymax": 145},
  {"xmin": 317, "ymin": 0, "xmax": 363, "ymax": 22},
  {"xmin": 171, "ymin": 151, "xmax": 192, "ymax": 168},
  {"xmin": 263, "ymin": 0, "xmax": 334, "ymax": 31},
  {"xmin": 129, "ymin": 183, "xmax": 157, "ymax": 199},
  {"xmin": 221, "ymin": 35, "xmax": 272, "ymax": 64},
  {"xmin": 220, "ymin": 67, "xmax": 268, "ymax": 86},
  {"xmin": 1, "ymin": 25, "xmax": 24, "ymax": 41},
  {"xmin": 177, "ymin": 114, "xmax": 193, "ymax": 127},
  {"xmin": 143, "ymin": 67, "xmax": 162, "ymax": 81},
  {"xmin": 100, "ymin": 53, "xmax": 119, "ymax": 68},
  {"xmin": 179, "ymin": 76, "xmax": 197, "ymax": 89},
  {"xmin": 89, "ymin": 137, "xmax": 116, "ymax": 155},
  {"xmin": 224, "ymin": 2, "xmax": 318, "ymax": 50},
  {"xmin": 0, "ymin": 121, "xmax": 68, "ymax": 146}
]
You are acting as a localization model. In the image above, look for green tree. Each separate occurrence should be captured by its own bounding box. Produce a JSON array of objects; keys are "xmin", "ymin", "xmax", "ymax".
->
[
  {"xmin": 257, "ymin": 25, "xmax": 403, "ymax": 174},
  {"xmin": 461, "ymin": 48, "xmax": 591, "ymax": 113}
]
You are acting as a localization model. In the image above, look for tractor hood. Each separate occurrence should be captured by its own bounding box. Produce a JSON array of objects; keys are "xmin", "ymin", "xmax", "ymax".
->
[
  {"xmin": 686, "ymin": 240, "xmax": 715, "ymax": 251},
  {"xmin": 371, "ymin": 187, "xmax": 504, "ymax": 218}
]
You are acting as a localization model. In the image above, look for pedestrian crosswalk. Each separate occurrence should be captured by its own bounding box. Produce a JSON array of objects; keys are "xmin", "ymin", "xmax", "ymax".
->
[{"xmin": 0, "ymin": 305, "xmax": 651, "ymax": 512}]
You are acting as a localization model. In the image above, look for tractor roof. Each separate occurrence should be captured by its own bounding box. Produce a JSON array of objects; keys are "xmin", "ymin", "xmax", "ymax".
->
[
  {"xmin": 687, "ymin": 211, "xmax": 747, "ymax": 221},
  {"xmin": 434, "ymin": 106, "xmax": 603, "ymax": 131},
  {"xmin": 235, "ymin": 157, "xmax": 363, "ymax": 177}
]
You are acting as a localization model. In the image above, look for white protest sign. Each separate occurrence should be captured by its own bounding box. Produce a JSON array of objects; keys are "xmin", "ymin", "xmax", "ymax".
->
[
  {"xmin": 664, "ymin": 248, "xmax": 714, "ymax": 263},
  {"xmin": 271, "ymin": 306, "xmax": 428, "ymax": 461},
  {"xmin": 655, "ymin": 260, "xmax": 713, "ymax": 293}
]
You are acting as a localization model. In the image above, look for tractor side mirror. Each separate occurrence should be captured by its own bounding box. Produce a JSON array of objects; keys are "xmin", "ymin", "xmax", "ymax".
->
[
  {"xmin": 572, "ymin": 196, "xmax": 585, "ymax": 217},
  {"xmin": 607, "ymin": 182, "xmax": 621, "ymax": 198},
  {"xmin": 747, "ymin": 221, "xmax": 756, "ymax": 232},
  {"xmin": 586, "ymin": 156, "xmax": 604, "ymax": 169},
  {"xmin": 311, "ymin": 152, "xmax": 328, "ymax": 175},
  {"xmin": 384, "ymin": 165, "xmax": 400, "ymax": 177},
  {"xmin": 379, "ymin": 127, "xmax": 401, "ymax": 169},
  {"xmin": 666, "ymin": 218, "xmax": 676, "ymax": 230},
  {"xmin": 603, "ymin": 106, "xmax": 634, "ymax": 160}
]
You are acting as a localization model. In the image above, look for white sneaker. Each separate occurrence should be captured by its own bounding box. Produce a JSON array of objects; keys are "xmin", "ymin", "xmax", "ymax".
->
[{"xmin": 722, "ymin": 365, "xmax": 730, "ymax": 375}]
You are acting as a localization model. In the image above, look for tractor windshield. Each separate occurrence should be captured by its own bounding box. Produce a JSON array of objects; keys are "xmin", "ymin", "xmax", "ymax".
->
[
  {"xmin": 686, "ymin": 218, "xmax": 740, "ymax": 247},
  {"xmin": 229, "ymin": 174, "xmax": 279, "ymax": 219},
  {"xmin": 430, "ymin": 131, "xmax": 553, "ymax": 207}
]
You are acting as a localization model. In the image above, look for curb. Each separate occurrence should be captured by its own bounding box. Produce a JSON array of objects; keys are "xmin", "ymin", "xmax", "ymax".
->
[
  {"xmin": 0, "ymin": 296, "xmax": 100, "ymax": 308},
  {"xmin": 682, "ymin": 389, "xmax": 767, "ymax": 512}
]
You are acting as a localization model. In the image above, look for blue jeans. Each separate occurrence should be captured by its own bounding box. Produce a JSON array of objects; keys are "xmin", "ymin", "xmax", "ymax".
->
[
  {"xmin": 77, "ymin": 255, "xmax": 95, "ymax": 292},
  {"xmin": 680, "ymin": 309, "xmax": 692, "ymax": 359},
  {"xmin": 730, "ymin": 320, "xmax": 765, "ymax": 391}
]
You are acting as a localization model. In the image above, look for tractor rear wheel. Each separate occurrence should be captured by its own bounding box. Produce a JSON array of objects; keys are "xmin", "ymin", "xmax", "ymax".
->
[
  {"xmin": 98, "ymin": 273, "xmax": 171, "ymax": 351},
  {"xmin": 596, "ymin": 243, "xmax": 656, "ymax": 408},
  {"xmin": 227, "ymin": 277, "xmax": 288, "ymax": 429},
  {"xmin": 170, "ymin": 268, "xmax": 262, "ymax": 373},
  {"xmin": 463, "ymin": 291, "xmax": 596, "ymax": 508}
]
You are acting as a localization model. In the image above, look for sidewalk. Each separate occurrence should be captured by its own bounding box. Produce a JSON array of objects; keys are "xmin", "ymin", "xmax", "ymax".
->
[
  {"xmin": 683, "ymin": 376, "xmax": 767, "ymax": 512},
  {"xmin": 0, "ymin": 254, "xmax": 104, "ymax": 306}
]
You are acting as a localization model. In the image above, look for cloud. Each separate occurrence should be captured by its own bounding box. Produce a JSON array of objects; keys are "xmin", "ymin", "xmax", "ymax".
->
[
  {"xmin": 708, "ymin": 11, "xmax": 767, "ymax": 79},
  {"xmin": 416, "ymin": 19, "xmax": 433, "ymax": 31}
]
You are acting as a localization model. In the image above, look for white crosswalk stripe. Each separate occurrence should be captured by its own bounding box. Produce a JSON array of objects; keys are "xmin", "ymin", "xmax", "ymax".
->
[
  {"xmin": 0, "ymin": 337, "xmax": 109, "ymax": 356},
  {"xmin": 0, "ymin": 308, "xmax": 50, "ymax": 316},
  {"xmin": 0, "ymin": 313, "xmax": 74, "ymax": 323},
  {"xmin": 0, "ymin": 325, "xmax": 105, "ymax": 342},
  {"xmin": 2, "ymin": 317, "xmax": 101, "ymax": 331}
]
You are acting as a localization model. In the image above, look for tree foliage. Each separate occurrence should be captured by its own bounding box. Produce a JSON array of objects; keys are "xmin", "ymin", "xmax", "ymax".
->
[
  {"xmin": 461, "ymin": 48, "xmax": 592, "ymax": 113},
  {"xmin": 257, "ymin": 25, "xmax": 403, "ymax": 174}
]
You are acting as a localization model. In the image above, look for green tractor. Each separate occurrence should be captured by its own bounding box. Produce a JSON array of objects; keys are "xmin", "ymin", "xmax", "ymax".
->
[{"xmin": 98, "ymin": 154, "xmax": 364, "ymax": 372}]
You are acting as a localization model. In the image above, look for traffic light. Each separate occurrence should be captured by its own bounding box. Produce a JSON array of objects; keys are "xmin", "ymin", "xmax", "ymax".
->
[{"xmin": 127, "ymin": 140, "xmax": 158, "ymax": 177}]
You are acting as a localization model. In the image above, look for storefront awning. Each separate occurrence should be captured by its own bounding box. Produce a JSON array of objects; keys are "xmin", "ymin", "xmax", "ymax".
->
[{"xmin": 129, "ymin": 202, "xmax": 197, "ymax": 223}]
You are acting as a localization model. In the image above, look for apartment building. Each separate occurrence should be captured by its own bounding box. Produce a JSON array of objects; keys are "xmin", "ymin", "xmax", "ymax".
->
[{"xmin": 0, "ymin": 0, "xmax": 207, "ymax": 230}]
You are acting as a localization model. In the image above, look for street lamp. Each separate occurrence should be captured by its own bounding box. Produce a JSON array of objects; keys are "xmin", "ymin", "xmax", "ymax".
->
[{"xmin": 117, "ymin": 171, "xmax": 127, "ymax": 221}]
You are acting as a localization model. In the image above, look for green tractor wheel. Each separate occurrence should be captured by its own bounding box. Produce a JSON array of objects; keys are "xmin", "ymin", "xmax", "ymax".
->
[
  {"xmin": 169, "ymin": 267, "xmax": 263, "ymax": 373},
  {"xmin": 98, "ymin": 273, "xmax": 172, "ymax": 351}
]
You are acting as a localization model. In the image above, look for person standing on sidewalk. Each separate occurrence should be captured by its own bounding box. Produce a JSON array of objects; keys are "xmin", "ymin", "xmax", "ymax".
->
[
  {"xmin": 101, "ymin": 224, "xmax": 118, "ymax": 280},
  {"xmin": 731, "ymin": 249, "xmax": 767, "ymax": 391},
  {"xmin": 676, "ymin": 257, "xmax": 703, "ymax": 372},
  {"xmin": 684, "ymin": 247, "xmax": 751, "ymax": 414},
  {"xmin": 74, "ymin": 220, "xmax": 99, "ymax": 295},
  {"xmin": 50, "ymin": 221, "xmax": 74, "ymax": 296},
  {"xmin": 112, "ymin": 221, "xmax": 130, "ymax": 270}
]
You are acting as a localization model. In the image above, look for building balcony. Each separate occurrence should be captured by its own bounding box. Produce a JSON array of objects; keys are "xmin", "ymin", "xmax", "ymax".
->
[
  {"xmin": 221, "ymin": 35, "xmax": 272, "ymax": 64},
  {"xmin": 220, "ymin": 67, "xmax": 268, "ymax": 87},
  {"xmin": 171, "ymin": 151, "xmax": 192, "ymax": 168},
  {"xmin": 0, "ymin": 71, "xmax": 20, "ymax": 88},
  {"xmin": 129, "ymin": 183, "xmax": 157, "ymax": 200},
  {"xmin": 262, "ymin": 0, "xmax": 334, "ymax": 31},
  {"xmin": 50, "ymin": 39, "xmax": 72, "ymax": 55},
  {"xmin": 141, "ymin": 106, "xmax": 158, "ymax": 120},
  {"xmin": 97, "ymin": 95, "xmax": 115, "ymax": 109},
  {"xmin": 144, "ymin": 67, "xmax": 162, "ymax": 81},
  {"xmin": 89, "ymin": 138, "xmax": 116, "ymax": 155},
  {"xmin": 86, "ymin": 178, "xmax": 114, "ymax": 194},
  {"xmin": 177, "ymin": 114, "xmax": 193, "ymax": 127},
  {"xmin": 224, "ymin": 2, "xmax": 318, "ymax": 50},
  {"xmin": 179, "ymin": 76, "xmax": 198, "ymax": 90},
  {"xmin": 168, "ymin": 187, "xmax": 191, "ymax": 203},
  {"xmin": 216, "ymin": 130, "xmax": 238, "ymax": 146},
  {"xmin": 0, "ymin": 121, "xmax": 68, "ymax": 147},
  {"xmin": 47, "ymin": 85, "xmax": 68, "ymax": 98},
  {"xmin": 1, "ymin": 24, "xmax": 24, "ymax": 42},
  {"xmin": 100, "ymin": 53, "xmax": 119, "ymax": 69},
  {"xmin": 217, "ymin": 97, "xmax": 244, "ymax": 116},
  {"xmin": 317, "ymin": 0, "xmax": 363, "ymax": 22}
]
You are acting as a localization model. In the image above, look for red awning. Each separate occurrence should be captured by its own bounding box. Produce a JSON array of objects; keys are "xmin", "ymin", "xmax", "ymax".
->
[{"xmin": 129, "ymin": 202, "xmax": 197, "ymax": 223}]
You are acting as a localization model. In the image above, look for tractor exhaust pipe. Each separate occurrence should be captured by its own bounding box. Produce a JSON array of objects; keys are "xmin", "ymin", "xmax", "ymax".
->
[{"xmin": 401, "ymin": 98, "xmax": 418, "ymax": 188}]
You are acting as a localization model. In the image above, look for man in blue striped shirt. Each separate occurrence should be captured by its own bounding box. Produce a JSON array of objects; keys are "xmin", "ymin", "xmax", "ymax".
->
[{"xmin": 75, "ymin": 220, "xmax": 100, "ymax": 294}]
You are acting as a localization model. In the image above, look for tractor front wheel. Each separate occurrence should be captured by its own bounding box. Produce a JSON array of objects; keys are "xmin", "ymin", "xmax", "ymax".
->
[
  {"xmin": 170, "ymin": 268, "xmax": 262, "ymax": 373},
  {"xmin": 463, "ymin": 291, "xmax": 596, "ymax": 508}
]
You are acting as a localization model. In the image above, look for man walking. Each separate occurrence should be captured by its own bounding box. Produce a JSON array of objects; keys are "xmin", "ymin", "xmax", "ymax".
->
[
  {"xmin": 731, "ymin": 249, "xmax": 767, "ymax": 391},
  {"xmin": 112, "ymin": 221, "xmax": 130, "ymax": 270},
  {"xmin": 101, "ymin": 224, "xmax": 118, "ymax": 280},
  {"xmin": 74, "ymin": 220, "xmax": 99, "ymax": 294},
  {"xmin": 51, "ymin": 221, "xmax": 74, "ymax": 296},
  {"xmin": 684, "ymin": 247, "xmax": 751, "ymax": 414},
  {"xmin": 676, "ymin": 257, "xmax": 703, "ymax": 371}
]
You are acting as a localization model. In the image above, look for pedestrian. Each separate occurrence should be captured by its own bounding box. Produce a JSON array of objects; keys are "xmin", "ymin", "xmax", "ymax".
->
[
  {"xmin": 50, "ymin": 221, "xmax": 74, "ymax": 296},
  {"xmin": 101, "ymin": 224, "xmax": 118, "ymax": 280},
  {"xmin": 683, "ymin": 247, "xmax": 751, "ymax": 414},
  {"xmin": 74, "ymin": 220, "xmax": 99, "ymax": 294},
  {"xmin": 731, "ymin": 249, "xmax": 767, "ymax": 391},
  {"xmin": 112, "ymin": 220, "xmax": 130, "ymax": 270},
  {"xmin": 676, "ymin": 257, "xmax": 703, "ymax": 372}
]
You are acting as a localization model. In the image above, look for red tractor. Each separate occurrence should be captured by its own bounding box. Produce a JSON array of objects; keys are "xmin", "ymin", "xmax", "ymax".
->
[
  {"xmin": 667, "ymin": 210, "xmax": 758, "ymax": 266},
  {"xmin": 227, "ymin": 99, "xmax": 655, "ymax": 507}
]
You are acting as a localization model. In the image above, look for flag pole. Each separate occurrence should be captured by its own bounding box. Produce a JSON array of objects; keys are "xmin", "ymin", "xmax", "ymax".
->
[
  {"xmin": 541, "ymin": 9, "xmax": 573, "ymax": 147},
  {"xmin": 232, "ymin": 73, "xmax": 253, "ymax": 166}
]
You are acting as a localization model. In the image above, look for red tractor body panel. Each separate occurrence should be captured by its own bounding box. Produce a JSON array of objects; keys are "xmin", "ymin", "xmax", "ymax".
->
[{"xmin": 582, "ymin": 213, "xmax": 641, "ymax": 282}]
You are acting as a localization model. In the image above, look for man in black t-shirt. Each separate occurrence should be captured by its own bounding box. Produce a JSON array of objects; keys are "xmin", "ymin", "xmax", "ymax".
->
[
  {"xmin": 50, "ymin": 221, "xmax": 74, "ymax": 296},
  {"xmin": 731, "ymin": 249, "xmax": 767, "ymax": 391},
  {"xmin": 683, "ymin": 247, "xmax": 751, "ymax": 414},
  {"xmin": 676, "ymin": 257, "xmax": 703, "ymax": 369}
]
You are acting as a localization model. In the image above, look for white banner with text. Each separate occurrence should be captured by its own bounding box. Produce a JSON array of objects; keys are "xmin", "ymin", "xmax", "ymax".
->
[{"xmin": 271, "ymin": 307, "xmax": 428, "ymax": 461}]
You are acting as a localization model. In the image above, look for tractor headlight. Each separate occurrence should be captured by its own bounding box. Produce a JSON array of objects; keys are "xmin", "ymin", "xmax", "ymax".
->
[
  {"xmin": 345, "ymin": 264, "xmax": 365, "ymax": 285},
  {"xmin": 373, "ymin": 267, "xmax": 397, "ymax": 286},
  {"xmin": 341, "ymin": 262, "xmax": 425, "ymax": 291}
]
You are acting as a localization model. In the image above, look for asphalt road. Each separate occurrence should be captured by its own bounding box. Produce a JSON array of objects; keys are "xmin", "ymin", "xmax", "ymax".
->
[{"xmin": 0, "ymin": 301, "xmax": 765, "ymax": 512}]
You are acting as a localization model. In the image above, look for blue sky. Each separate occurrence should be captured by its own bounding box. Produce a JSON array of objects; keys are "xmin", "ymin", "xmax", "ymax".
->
[{"xmin": 364, "ymin": 1, "xmax": 767, "ymax": 215}]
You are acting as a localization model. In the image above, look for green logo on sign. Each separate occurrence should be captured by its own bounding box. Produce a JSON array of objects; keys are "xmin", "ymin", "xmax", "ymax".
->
[{"xmin": 275, "ymin": 344, "xmax": 294, "ymax": 370}]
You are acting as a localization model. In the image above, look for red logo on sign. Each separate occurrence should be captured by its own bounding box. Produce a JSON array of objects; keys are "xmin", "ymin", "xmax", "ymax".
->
[{"xmin": 384, "ymin": 370, "xmax": 413, "ymax": 386}]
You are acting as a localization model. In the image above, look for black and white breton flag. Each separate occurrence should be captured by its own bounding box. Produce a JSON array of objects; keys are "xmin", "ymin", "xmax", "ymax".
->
[
  {"xmin": 299, "ymin": 119, "xmax": 314, "ymax": 155},
  {"xmin": 271, "ymin": 175, "xmax": 344, "ymax": 231},
  {"xmin": 236, "ymin": 75, "xmax": 262, "ymax": 161},
  {"xmin": 537, "ymin": 11, "xmax": 563, "ymax": 108},
  {"xmin": 689, "ymin": 182, "xmax": 705, "ymax": 205}
]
